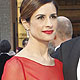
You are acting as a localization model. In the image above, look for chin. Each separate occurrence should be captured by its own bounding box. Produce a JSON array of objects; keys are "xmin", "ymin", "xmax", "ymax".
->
[{"xmin": 43, "ymin": 38, "xmax": 53, "ymax": 42}]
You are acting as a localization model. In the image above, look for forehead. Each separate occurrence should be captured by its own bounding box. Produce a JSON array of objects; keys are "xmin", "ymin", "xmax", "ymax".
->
[{"xmin": 33, "ymin": 2, "xmax": 56, "ymax": 15}]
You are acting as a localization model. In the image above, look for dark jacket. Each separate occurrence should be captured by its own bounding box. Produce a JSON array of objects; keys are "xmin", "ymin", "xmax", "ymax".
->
[
  {"xmin": 0, "ymin": 54, "xmax": 12, "ymax": 79},
  {"xmin": 51, "ymin": 36, "xmax": 80, "ymax": 80}
]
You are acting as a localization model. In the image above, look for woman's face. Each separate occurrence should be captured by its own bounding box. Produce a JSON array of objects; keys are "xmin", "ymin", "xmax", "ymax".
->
[{"xmin": 29, "ymin": 2, "xmax": 57, "ymax": 42}]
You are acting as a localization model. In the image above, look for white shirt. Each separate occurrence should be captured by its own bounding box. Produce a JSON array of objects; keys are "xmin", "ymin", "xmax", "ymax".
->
[
  {"xmin": 55, "ymin": 45, "xmax": 60, "ymax": 51},
  {"xmin": 77, "ymin": 58, "xmax": 80, "ymax": 80}
]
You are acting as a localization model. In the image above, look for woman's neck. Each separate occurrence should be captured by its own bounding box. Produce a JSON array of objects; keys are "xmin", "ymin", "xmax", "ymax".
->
[
  {"xmin": 25, "ymin": 37, "xmax": 49, "ymax": 57},
  {"xmin": 16, "ymin": 37, "xmax": 55, "ymax": 66}
]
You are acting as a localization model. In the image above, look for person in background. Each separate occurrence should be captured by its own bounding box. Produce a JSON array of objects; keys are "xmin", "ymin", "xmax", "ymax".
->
[
  {"xmin": 51, "ymin": 16, "xmax": 73, "ymax": 51},
  {"xmin": 2, "ymin": 0, "xmax": 64, "ymax": 80},
  {"xmin": 0, "ymin": 40, "xmax": 12, "ymax": 79},
  {"xmin": 22, "ymin": 38, "xmax": 29, "ymax": 47},
  {"xmin": 48, "ymin": 42, "xmax": 55, "ymax": 54},
  {"xmin": 51, "ymin": 36, "xmax": 80, "ymax": 80},
  {"xmin": 16, "ymin": 47, "xmax": 23, "ymax": 53},
  {"xmin": 8, "ymin": 51, "xmax": 16, "ymax": 56}
]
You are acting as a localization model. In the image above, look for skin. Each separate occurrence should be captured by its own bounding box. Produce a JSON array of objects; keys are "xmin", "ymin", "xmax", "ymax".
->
[
  {"xmin": 29, "ymin": 2, "xmax": 57, "ymax": 42},
  {"xmin": 16, "ymin": 2, "xmax": 57, "ymax": 66}
]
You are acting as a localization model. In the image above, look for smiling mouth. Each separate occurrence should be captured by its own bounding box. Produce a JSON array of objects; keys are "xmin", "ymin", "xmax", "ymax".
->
[{"xmin": 42, "ymin": 30, "xmax": 53, "ymax": 34}]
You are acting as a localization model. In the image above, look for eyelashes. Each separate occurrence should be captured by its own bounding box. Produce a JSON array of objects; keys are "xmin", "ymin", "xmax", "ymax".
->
[
  {"xmin": 50, "ymin": 14, "xmax": 57, "ymax": 19},
  {"xmin": 37, "ymin": 15, "xmax": 45, "ymax": 20},
  {"xmin": 36, "ymin": 14, "xmax": 57, "ymax": 20}
]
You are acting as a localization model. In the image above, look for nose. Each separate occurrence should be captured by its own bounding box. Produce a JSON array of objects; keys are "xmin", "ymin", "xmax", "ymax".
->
[{"xmin": 45, "ymin": 18, "xmax": 53, "ymax": 28}]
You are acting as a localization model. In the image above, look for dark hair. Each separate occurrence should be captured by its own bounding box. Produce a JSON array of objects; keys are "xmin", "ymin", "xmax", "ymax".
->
[
  {"xmin": 0, "ymin": 40, "xmax": 11, "ymax": 53},
  {"xmin": 22, "ymin": 38, "xmax": 29, "ymax": 46},
  {"xmin": 20, "ymin": 0, "xmax": 58, "ymax": 22}
]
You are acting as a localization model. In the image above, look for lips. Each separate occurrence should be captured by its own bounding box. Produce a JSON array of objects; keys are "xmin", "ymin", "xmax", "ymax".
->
[{"xmin": 42, "ymin": 30, "xmax": 53, "ymax": 34}]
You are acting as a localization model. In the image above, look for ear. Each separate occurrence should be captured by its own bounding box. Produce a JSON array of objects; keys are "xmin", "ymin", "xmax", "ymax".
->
[{"xmin": 21, "ymin": 19, "xmax": 30, "ymax": 30}]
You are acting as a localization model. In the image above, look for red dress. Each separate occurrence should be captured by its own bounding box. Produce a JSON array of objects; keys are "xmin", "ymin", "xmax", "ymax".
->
[{"xmin": 2, "ymin": 56, "xmax": 64, "ymax": 80}]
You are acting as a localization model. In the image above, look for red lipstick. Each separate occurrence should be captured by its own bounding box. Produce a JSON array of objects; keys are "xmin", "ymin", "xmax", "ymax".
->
[{"xmin": 42, "ymin": 30, "xmax": 53, "ymax": 34}]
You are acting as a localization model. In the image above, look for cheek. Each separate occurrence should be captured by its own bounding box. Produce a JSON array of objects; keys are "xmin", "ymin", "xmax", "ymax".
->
[
  {"xmin": 53, "ymin": 20, "xmax": 57, "ymax": 30},
  {"xmin": 30, "ymin": 21, "xmax": 42, "ymax": 31},
  {"xmin": 30, "ymin": 23, "xmax": 41, "ymax": 36}
]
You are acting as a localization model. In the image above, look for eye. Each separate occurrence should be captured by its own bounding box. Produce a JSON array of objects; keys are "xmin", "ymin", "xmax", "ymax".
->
[
  {"xmin": 37, "ymin": 15, "xmax": 45, "ymax": 20},
  {"xmin": 50, "ymin": 14, "xmax": 57, "ymax": 19}
]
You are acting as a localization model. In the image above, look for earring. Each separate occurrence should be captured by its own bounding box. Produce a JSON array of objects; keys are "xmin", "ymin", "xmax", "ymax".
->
[{"xmin": 26, "ymin": 29, "xmax": 30, "ymax": 38}]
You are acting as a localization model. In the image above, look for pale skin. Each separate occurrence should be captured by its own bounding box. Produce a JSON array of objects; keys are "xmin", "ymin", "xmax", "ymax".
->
[{"xmin": 16, "ymin": 2, "xmax": 57, "ymax": 66}]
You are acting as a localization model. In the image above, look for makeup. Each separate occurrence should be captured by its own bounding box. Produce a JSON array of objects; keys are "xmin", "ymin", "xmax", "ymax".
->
[{"xmin": 42, "ymin": 30, "xmax": 53, "ymax": 34}]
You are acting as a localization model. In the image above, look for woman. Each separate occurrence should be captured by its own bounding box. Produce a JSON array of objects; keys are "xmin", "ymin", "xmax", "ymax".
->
[{"xmin": 2, "ymin": 0, "xmax": 64, "ymax": 80}]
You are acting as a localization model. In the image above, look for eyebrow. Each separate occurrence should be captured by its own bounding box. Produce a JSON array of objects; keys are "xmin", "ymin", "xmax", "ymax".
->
[
  {"xmin": 51, "ymin": 13, "xmax": 57, "ymax": 16},
  {"xmin": 35, "ymin": 14, "xmax": 45, "ymax": 17},
  {"xmin": 35, "ymin": 13, "xmax": 57, "ymax": 17}
]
